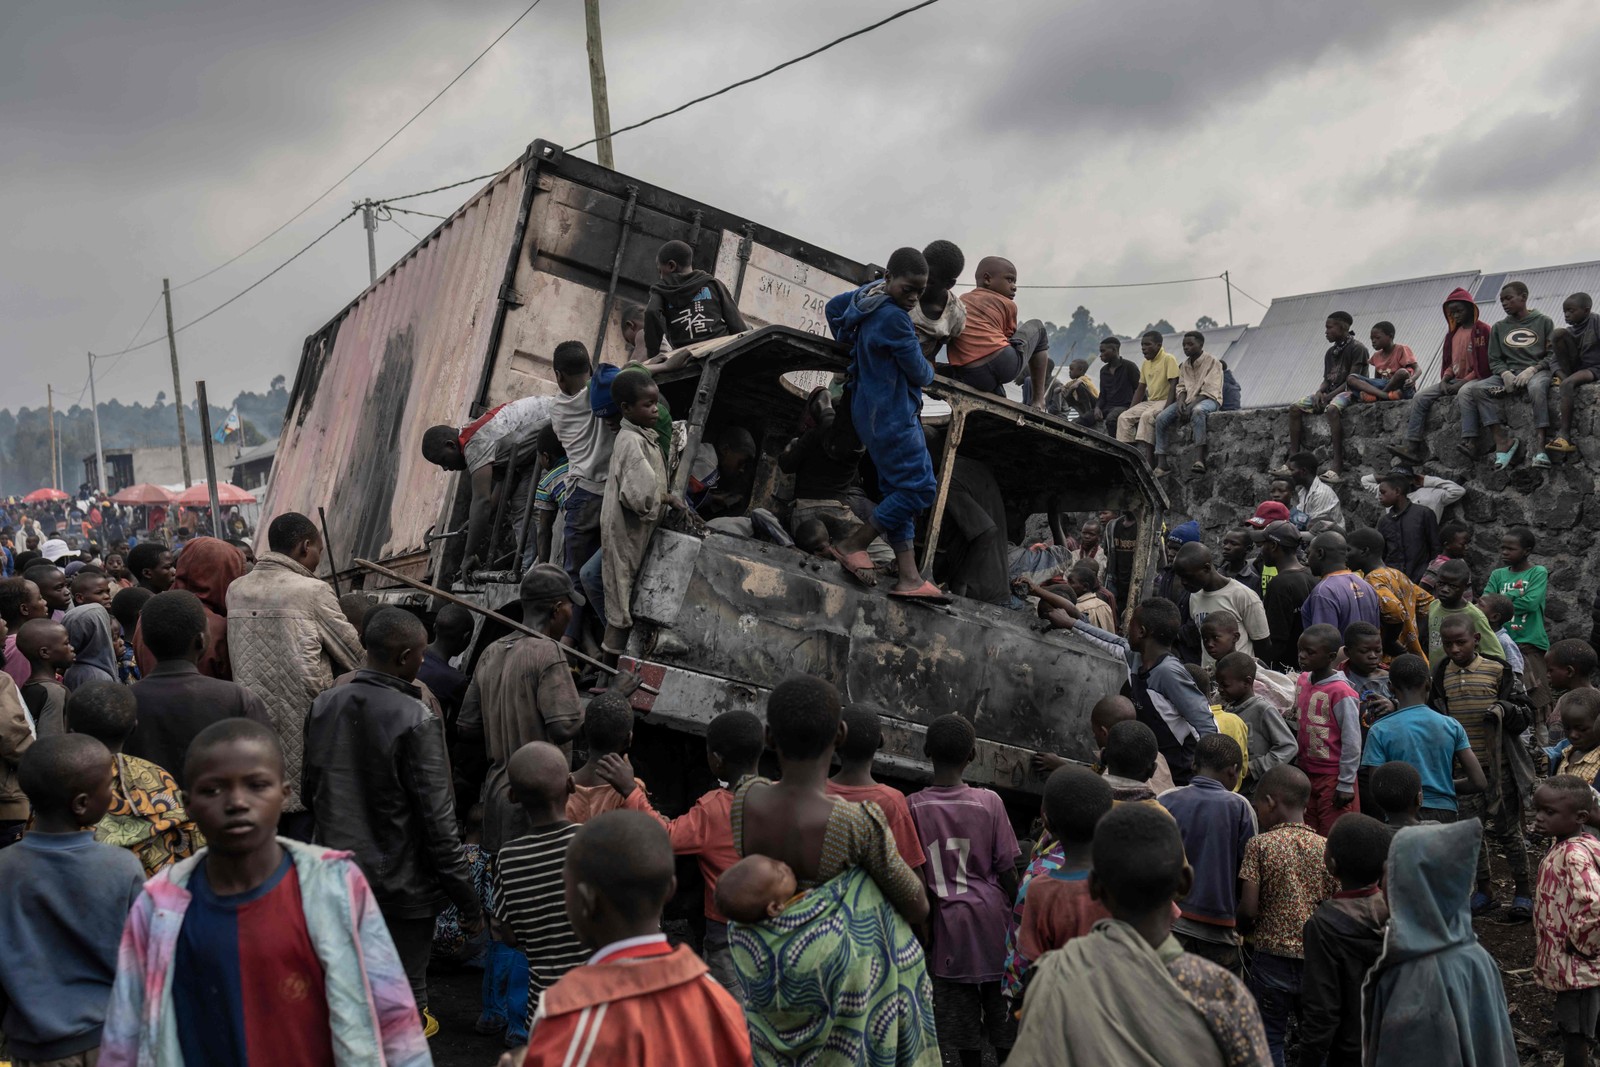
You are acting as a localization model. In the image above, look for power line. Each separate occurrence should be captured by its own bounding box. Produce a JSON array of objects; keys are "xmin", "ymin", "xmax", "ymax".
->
[
  {"xmin": 569, "ymin": 0, "xmax": 943, "ymax": 152},
  {"xmin": 387, "ymin": 216, "xmax": 423, "ymax": 243},
  {"xmin": 1229, "ymin": 281, "xmax": 1271, "ymax": 310},
  {"xmin": 168, "ymin": 0, "xmax": 546, "ymax": 294},
  {"xmin": 379, "ymin": 173, "xmax": 499, "ymax": 204},
  {"xmin": 383, "ymin": 205, "xmax": 449, "ymax": 221},
  {"xmin": 97, "ymin": 208, "xmax": 360, "ymax": 360}
]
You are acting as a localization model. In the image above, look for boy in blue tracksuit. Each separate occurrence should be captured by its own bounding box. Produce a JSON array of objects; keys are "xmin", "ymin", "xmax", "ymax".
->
[{"xmin": 825, "ymin": 247, "xmax": 944, "ymax": 601}]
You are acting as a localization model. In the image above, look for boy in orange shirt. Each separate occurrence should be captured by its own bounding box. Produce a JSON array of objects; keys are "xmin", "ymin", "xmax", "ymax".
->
[
  {"xmin": 944, "ymin": 256, "xmax": 1051, "ymax": 409},
  {"xmin": 566, "ymin": 693, "xmax": 657, "ymax": 823},
  {"xmin": 826, "ymin": 703, "xmax": 925, "ymax": 872}
]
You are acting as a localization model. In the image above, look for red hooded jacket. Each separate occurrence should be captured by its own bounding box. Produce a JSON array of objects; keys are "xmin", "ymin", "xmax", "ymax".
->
[
  {"xmin": 1440, "ymin": 287, "xmax": 1491, "ymax": 383},
  {"xmin": 133, "ymin": 536, "xmax": 245, "ymax": 679}
]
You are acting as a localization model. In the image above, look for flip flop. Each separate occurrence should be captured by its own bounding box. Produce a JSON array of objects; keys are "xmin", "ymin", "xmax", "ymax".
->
[
  {"xmin": 1191, "ymin": 460, "xmax": 1207, "ymax": 474},
  {"xmin": 1547, "ymin": 436, "xmax": 1579, "ymax": 453},
  {"xmin": 1533, "ymin": 451, "xmax": 1552, "ymax": 468},
  {"xmin": 1319, "ymin": 470, "xmax": 1342, "ymax": 484},
  {"xmin": 887, "ymin": 581, "xmax": 952, "ymax": 604},
  {"xmin": 827, "ymin": 547, "xmax": 878, "ymax": 587},
  {"xmin": 1493, "ymin": 441, "xmax": 1520, "ymax": 471},
  {"xmin": 1469, "ymin": 890, "xmax": 1496, "ymax": 916},
  {"xmin": 1504, "ymin": 896, "xmax": 1533, "ymax": 924},
  {"xmin": 1455, "ymin": 441, "xmax": 1481, "ymax": 461}
]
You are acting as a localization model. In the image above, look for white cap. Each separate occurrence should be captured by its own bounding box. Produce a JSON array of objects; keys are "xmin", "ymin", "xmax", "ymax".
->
[{"xmin": 39, "ymin": 538, "xmax": 72, "ymax": 563}]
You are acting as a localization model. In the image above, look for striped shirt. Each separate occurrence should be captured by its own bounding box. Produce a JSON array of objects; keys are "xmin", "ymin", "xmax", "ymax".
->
[
  {"xmin": 1439, "ymin": 655, "xmax": 1504, "ymax": 765},
  {"xmin": 495, "ymin": 824, "xmax": 589, "ymax": 1030}
]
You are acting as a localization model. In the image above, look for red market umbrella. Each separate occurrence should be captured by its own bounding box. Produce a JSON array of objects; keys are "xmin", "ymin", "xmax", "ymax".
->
[
  {"xmin": 22, "ymin": 488, "xmax": 69, "ymax": 503},
  {"xmin": 174, "ymin": 481, "xmax": 257, "ymax": 507},
  {"xmin": 110, "ymin": 483, "xmax": 176, "ymax": 506}
]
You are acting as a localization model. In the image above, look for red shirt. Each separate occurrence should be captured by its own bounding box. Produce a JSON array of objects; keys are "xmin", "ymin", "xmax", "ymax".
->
[
  {"xmin": 1017, "ymin": 868, "xmax": 1112, "ymax": 962},
  {"xmin": 826, "ymin": 780, "xmax": 927, "ymax": 870},
  {"xmin": 663, "ymin": 788, "xmax": 741, "ymax": 924}
]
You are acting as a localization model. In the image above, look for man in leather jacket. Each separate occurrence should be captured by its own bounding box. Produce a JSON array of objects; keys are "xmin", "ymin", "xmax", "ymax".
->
[{"xmin": 303, "ymin": 605, "xmax": 483, "ymax": 1030}]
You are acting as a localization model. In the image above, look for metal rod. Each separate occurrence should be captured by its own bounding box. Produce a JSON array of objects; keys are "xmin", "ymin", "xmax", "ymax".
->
[
  {"xmin": 318, "ymin": 506, "xmax": 343, "ymax": 597},
  {"xmin": 194, "ymin": 380, "xmax": 224, "ymax": 538},
  {"xmin": 592, "ymin": 184, "xmax": 639, "ymax": 366},
  {"xmin": 1224, "ymin": 270, "xmax": 1234, "ymax": 328},
  {"xmin": 352, "ymin": 557, "xmax": 660, "ymax": 695},
  {"xmin": 162, "ymin": 278, "xmax": 193, "ymax": 486},
  {"xmin": 361, "ymin": 200, "xmax": 378, "ymax": 285},
  {"xmin": 88, "ymin": 353, "xmax": 107, "ymax": 493}
]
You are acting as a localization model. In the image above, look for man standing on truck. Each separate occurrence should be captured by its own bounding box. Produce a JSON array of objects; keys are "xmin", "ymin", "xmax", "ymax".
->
[
  {"xmin": 825, "ymin": 248, "xmax": 947, "ymax": 601},
  {"xmin": 549, "ymin": 341, "xmax": 612, "ymax": 647},
  {"xmin": 422, "ymin": 394, "xmax": 555, "ymax": 577}
]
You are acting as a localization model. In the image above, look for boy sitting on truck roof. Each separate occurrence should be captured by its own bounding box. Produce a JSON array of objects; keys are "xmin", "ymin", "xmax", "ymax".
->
[
  {"xmin": 641, "ymin": 240, "xmax": 747, "ymax": 368},
  {"xmin": 825, "ymin": 247, "xmax": 947, "ymax": 602}
]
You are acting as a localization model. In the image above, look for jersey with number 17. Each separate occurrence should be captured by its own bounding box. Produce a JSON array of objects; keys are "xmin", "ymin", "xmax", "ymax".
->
[{"xmin": 905, "ymin": 783, "xmax": 1021, "ymax": 983}]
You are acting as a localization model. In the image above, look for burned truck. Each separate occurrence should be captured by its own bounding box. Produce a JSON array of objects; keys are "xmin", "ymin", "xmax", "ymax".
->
[{"xmin": 265, "ymin": 139, "xmax": 1167, "ymax": 803}]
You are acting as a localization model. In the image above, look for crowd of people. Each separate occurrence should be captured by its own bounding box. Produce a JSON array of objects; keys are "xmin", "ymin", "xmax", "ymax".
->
[{"xmin": 2, "ymin": 236, "xmax": 1600, "ymax": 1067}]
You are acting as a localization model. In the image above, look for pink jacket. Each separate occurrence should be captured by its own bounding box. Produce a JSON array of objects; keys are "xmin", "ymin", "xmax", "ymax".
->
[{"xmin": 100, "ymin": 839, "xmax": 431, "ymax": 1067}]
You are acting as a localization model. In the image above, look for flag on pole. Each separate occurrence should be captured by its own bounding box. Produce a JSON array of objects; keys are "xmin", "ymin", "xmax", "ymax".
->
[{"xmin": 213, "ymin": 406, "xmax": 241, "ymax": 443}]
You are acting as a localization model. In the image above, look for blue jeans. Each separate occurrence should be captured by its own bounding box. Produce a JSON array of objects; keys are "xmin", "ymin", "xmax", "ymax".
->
[
  {"xmin": 481, "ymin": 939, "xmax": 530, "ymax": 1041},
  {"xmin": 580, "ymin": 547, "xmax": 605, "ymax": 629},
  {"xmin": 1456, "ymin": 377, "xmax": 1501, "ymax": 438},
  {"xmin": 1247, "ymin": 950, "xmax": 1302, "ymax": 1067},
  {"xmin": 562, "ymin": 486, "xmax": 603, "ymax": 640},
  {"xmin": 1404, "ymin": 381, "xmax": 1449, "ymax": 441},
  {"xmin": 1153, "ymin": 397, "xmax": 1220, "ymax": 453}
]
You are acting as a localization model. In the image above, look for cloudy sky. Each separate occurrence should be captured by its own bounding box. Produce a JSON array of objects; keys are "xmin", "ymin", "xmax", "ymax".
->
[{"xmin": 7, "ymin": 0, "xmax": 1597, "ymax": 415}]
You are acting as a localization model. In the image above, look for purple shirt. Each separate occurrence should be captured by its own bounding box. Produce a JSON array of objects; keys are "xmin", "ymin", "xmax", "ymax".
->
[
  {"xmin": 1300, "ymin": 570, "xmax": 1380, "ymax": 634},
  {"xmin": 905, "ymin": 784, "xmax": 1020, "ymax": 981},
  {"xmin": 3, "ymin": 635, "xmax": 28, "ymax": 688}
]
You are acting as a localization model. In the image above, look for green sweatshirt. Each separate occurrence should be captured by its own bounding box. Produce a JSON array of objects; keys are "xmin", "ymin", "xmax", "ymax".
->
[
  {"xmin": 1484, "ymin": 564, "xmax": 1549, "ymax": 650},
  {"xmin": 1487, "ymin": 309, "xmax": 1555, "ymax": 375}
]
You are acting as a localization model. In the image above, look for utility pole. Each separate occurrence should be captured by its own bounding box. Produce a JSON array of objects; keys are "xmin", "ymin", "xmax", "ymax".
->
[
  {"xmin": 359, "ymin": 200, "xmax": 378, "ymax": 284},
  {"xmin": 161, "ymin": 278, "xmax": 194, "ymax": 486},
  {"xmin": 1224, "ymin": 270, "xmax": 1234, "ymax": 327},
  {"xmin": 195, "ymin": 379, "xmax": 224, "ymax": 538},
  {"xmin": 87, "ymin": 353, "xmax": 107, "ymax": 493},
  {"xmin": 584, "ymin": 0, "xmax": 615, "ymax": 169},
  {"xmin": 47, "ymin": 383, "xmax": 59, "ymax": 490}
]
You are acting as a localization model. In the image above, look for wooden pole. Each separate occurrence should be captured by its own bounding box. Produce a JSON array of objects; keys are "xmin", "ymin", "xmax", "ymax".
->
[
  {"xmin": 194, "ymin": 380, "xmax": 224, "ymax": 537},
  {"xmin": 351, "ymin": 557, "xmax": 659, "ymax": 695},
  {"xmin": 162, "ymin": 279, "xmax": 194, "ymax": 486},
  {"xmin": 47, "ymin": 384, "xmax": 58, "ymax": 490},
  {"xmin": 583, "ymin": 0, "xmax": 615, "ymax": 169}
]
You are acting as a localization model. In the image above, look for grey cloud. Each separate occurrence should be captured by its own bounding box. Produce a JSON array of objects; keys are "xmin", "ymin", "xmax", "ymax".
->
[{"xmin": 968, "ymin": 0, "xmax": 1506, "ymax": 135}]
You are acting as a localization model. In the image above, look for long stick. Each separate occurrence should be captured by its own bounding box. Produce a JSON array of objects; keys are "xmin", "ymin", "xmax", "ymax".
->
[
  {"xmin": 352, "ymin": 557, "xmax": 659, "ymax": 696},
  {"xmin": 318, "ymin": 507, "xmax": 343, "ymax": 597}
]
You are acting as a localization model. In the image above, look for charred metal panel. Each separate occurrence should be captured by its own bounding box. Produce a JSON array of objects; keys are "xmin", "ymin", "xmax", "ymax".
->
[
  {"xmin": 266, "ymin": 162, "xmax": 528, "ymax": 572},
  {"xmin": 634, "ymin": 531, "xmax": 1126, "ymax": 776}
]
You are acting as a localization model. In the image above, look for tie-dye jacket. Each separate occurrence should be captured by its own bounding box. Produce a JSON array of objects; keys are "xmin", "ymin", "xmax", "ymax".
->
[{"xmin": 100, "ymin": 838, "xmax": 432, "ymax": 1067}]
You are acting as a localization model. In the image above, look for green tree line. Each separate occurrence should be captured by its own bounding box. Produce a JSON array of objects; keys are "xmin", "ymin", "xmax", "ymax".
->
[{"xmin": 0, "ymin": 376, "xmax": 290, "ymax": 494}]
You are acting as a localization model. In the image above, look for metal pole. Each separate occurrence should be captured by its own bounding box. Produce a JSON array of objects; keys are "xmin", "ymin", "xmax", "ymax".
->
[
  {"xmin": 87, "ymin": 353, "xmax": 107, "ymax": 493},
  {"xmin": 47, "ymin": 384, "xmax": 58, "ymax": 490},
  {"xmin": 1224, "ymin": 270, "xmax": 1234, "ymax": 328},
  {"xmin": 317, "ymin": 506, "xmax": 343, "ymax": 596},
  {"xmin": 194, "ymin": 380, "xmax": 224, "ymax": 538},
  {"xmin": 162, "ymin": 278, "xmax": 194, "ymax": 486},
  {"xmin": 583, "ymin": 0, "xmax": 615, "ymax": 169},
  {"xmin": 361, "ymin": 200, "xmax": 377, "ymax": 285}
]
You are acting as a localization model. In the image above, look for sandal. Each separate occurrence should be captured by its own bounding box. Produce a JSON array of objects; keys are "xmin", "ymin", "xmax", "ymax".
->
[
  {"xmin": 1469, "ymin": 890, "xmax": 1497, "ymax": 916},
  {"xmin": 1455, "ymin": 440, "xmax": 1481, "ymax": 461},
  {"xmin": 1547, "ymin": 436, "xmax": 1579, "ymax": 453},
  {"xmin": 1505, "ymin": 896, "xmax": 1533, "ymax": 923},
  {"xmin": 1533, "ymin": 451, "xmax": 1552, "ymax": 468},
  {"xmin": 887, "ymin": 581, "xmax": 952, "ymax": 604},
  {"xmin": 1152, "ymin": 467, "xmax": 1170, "ymax": 478},
  {"xmin": 828, "ymin": 547, "xmax": 878, "ymax": 587},
  {"xmin": 1492, "ymin": 440, "xmax": 1520, "ymax": 471},
  {"xmin": 1191, "ymin": 460, "xmax": 1207, "ymax": 474}
]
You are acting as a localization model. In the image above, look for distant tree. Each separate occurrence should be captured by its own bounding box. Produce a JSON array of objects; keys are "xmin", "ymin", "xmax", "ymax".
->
[
  {"xmin": 155, "ymin": 391, "xmax": 167, "ymax": 406},
  {"xmin": 1196, "ymin": 315, "xmax": 1220, "ymax": 330},
  {"xmin": 1140, "ymin": 319, "xmax": 1177, "ymax": 337},
  {"xmin": 271, "ymin": 374, "xmax": 286, "ymax": 390},
  {"xmin": 1045, "ymin": 306, "xmax": 1118, "ymax": 366}
]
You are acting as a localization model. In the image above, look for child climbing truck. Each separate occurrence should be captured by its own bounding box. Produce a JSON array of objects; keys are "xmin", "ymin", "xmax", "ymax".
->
[{"xmin": 825, "ymin": 248, "xmax": 948, "ymax": 602}]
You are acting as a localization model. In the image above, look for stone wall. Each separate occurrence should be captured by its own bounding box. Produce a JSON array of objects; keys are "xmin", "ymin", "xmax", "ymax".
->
[{"xmin": 1152, "ymin": 391, "xmax": 1600, "ymax": 641}]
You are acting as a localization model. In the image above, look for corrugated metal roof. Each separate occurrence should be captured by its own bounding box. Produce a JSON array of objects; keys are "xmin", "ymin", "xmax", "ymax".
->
[
  {"xmin": 1226, "ymin": 270, "xmax": 1479, "ymax": 408},
  {"xmin": 1471, "ymin": 259, "xmax": 1600, "ymax": 332}
]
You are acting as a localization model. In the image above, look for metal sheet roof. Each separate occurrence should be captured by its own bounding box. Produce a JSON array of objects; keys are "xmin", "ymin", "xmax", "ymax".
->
[
  {"xmin": 1225, "ymin": 270, "xmax": 1479, "ymax": 408},
  {"xmin": 1471, "ymin": 259, "xmax": 1600, "ymax": 333}
]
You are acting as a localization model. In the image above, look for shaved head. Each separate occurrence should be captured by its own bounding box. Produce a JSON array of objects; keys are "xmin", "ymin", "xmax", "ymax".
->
[
  {"xmin": 16, "ymin": 618, "xmax": 67, "ymax": 660},
  {"xmin": 1090, "ymin": 694, "xmax": 1136, "ymax": 732},
  {"xmin": 507, "ymin": 741, "xmax": 571, "ymax": 807},
  {"xmin": 567, "ymin": 811, "xmax": 677, "ymax": 923},
  {"xmin": 1173, "ymin": 542, "xmax": 1214, "ymax": 574},
  {"xmin": 975, "ymin": 255, "xmax": 1015, "ymax": 279},
  {"xmin": 18, "ymin": 734, "xmax": 112, "ymax": 816}
]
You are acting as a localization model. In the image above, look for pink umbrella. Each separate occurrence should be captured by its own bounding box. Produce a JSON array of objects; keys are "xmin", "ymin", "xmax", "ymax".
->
[
  {"xmin": 174, "ymin": 481, "xmax": 258, "ymax": 506},
  {"xmin": 110, "ymin": 483, "xmax": 176, "ymax": 505}
]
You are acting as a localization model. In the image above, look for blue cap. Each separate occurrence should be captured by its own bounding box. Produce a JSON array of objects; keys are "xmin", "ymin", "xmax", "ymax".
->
[{"xmin": 1168, "ymin": 520, "xmax": 1202, "ymax": 544}]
